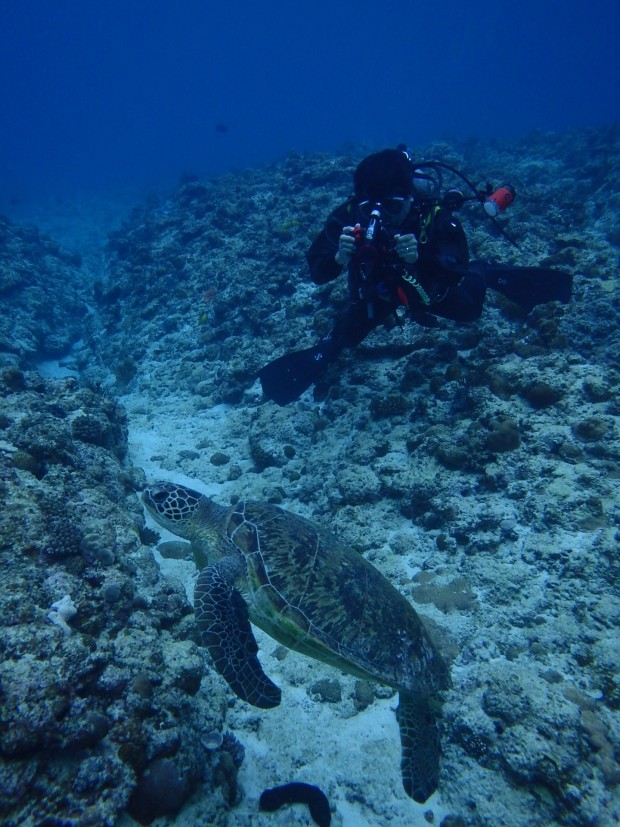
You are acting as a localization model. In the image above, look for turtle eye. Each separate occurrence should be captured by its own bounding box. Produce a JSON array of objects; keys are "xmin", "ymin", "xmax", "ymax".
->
[{"xmin": 146, "ymin": 485, "xmax": 170, "ymax": 513}]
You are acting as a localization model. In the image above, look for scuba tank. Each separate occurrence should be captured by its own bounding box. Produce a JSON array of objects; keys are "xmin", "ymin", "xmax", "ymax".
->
[{"xmin": 402, "ymin": 147, "xmax": 519, "ymax": 248}]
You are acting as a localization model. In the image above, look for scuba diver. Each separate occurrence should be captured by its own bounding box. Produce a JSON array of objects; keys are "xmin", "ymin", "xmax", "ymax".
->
[{"xmin": 259, "ymin": 148, "xmax": 572, "ymax": 406}]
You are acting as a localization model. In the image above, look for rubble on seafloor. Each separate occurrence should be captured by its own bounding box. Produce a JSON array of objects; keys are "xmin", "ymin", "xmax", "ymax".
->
[{"xmin": 1, "ymin": 127, "xmax": 619, "ymax": 826}]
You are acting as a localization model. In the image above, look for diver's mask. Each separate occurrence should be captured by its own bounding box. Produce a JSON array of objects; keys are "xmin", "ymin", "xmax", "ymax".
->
[{"xmin": 359, "ymin": 196, "xmax": 411, "ymax": 225}]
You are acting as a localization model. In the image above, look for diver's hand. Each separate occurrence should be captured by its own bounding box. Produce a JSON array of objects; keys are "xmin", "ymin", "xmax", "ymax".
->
[
  {"xmin": 394, "ymin": 233, "xmax": 418, "ymax": 264},
  {"xmin": 335, "ymin": 225, "xmax": 359, "ymax": 266}
]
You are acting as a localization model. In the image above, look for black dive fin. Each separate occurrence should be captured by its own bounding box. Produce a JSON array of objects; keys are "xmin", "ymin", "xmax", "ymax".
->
[
  {"xmin": 258, "ymin": 345, "xmax": 330, "ymax": 406},
  {"xmin": 470, "ymin": 260, "xmax": 573, "ymax": 308}
]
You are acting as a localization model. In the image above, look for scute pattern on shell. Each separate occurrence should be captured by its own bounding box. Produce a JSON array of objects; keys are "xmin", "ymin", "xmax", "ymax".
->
[{"xmin": 221, "ymin": 500, "xmax": 449, "ymax": 696}]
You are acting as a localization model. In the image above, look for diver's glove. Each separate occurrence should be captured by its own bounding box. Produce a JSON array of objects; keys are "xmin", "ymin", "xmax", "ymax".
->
[
  {"xmin": 335, "ymin": 225, "xmax": 359, "ymax": 266},
  {"xmin": 394, "ymin": 233, "xmax": 418, "ymax": 264}
]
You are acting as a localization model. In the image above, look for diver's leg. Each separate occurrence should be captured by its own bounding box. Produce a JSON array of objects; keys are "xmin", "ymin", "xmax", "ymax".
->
[
  {"xmin": 427, "ymin": 270, "xmax": 486, "ymax": 322},
  {"xmin": 322, "ymin": 299, "xmax": 390, "ymax": 356},
  {"xmin": 259, "ymin": 300, "xmax": 387, "ymax": 405}
]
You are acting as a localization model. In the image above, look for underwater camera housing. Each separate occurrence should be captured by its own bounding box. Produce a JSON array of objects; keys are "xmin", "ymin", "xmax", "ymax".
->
[{"xmin": 352, "ymin": 205, "xmax": 403, "ymax": 283}]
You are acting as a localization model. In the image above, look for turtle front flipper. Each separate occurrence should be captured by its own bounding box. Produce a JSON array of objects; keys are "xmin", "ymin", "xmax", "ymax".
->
[
  {"xmin": 396, "ymin": 691, "xmax": 441, "ymax": 803},
  {"xmin": 194, "ymin": 564, "xmax": 282, "ymax": 709}
]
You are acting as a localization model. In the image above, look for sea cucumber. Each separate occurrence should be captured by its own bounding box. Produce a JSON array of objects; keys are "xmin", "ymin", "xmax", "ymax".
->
[{"xmin": 259, "ymin": 782, "xmax": 331, "ymax": 827}]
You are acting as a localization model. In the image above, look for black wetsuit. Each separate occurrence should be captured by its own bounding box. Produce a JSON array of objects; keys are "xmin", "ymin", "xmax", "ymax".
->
[
  {"xmin": 258, "ymin": 197, "xmax": 572, "ymax": 405},
  {"xmin": 306, "ymin": 198, "xmax": 486, "ymax": 356}
]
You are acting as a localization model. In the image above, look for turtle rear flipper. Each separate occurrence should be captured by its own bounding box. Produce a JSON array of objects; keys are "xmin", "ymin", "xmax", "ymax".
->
[
  {"xmin": 195, "ymin": 564, "xmax": 282, "ymax": 709},
  {"xmin": 396, "ymin": 691, "xmax": 441, "ymax": 803}
]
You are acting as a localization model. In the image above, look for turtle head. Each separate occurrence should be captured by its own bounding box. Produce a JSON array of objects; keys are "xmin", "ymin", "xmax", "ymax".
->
[{"xmin": 142, "ymin": 481, "xmax": 203, "ymax": 535}]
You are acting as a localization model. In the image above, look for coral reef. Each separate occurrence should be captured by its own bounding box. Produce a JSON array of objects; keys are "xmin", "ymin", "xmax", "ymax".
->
[
  {"xmin": 0, "ymin": 217, "xmax": 85, "ymax": 364},
  {"xmin": 2, "ymin": 126, "xmax": 620, "ymax": 826},
  {"xmin": 0, "ymin": 376, "xmax": 229, "ymax": 826}
]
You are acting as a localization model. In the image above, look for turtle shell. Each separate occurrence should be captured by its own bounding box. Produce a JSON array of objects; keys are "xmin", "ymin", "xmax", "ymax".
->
[{"xmin": 220, "ymin": 501, "xmax": 449, "ymax": 696}]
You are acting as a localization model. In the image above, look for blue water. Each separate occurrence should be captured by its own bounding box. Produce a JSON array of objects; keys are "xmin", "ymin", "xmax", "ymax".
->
[{"xmin": 1, "ymin": 0, "xmax": 618, "ymax": 209}]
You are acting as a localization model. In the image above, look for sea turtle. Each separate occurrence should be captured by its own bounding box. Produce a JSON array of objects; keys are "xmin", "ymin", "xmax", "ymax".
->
[{"xmin": 142, "ymin": 481, "xmax": 451, "ymax": 803}]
